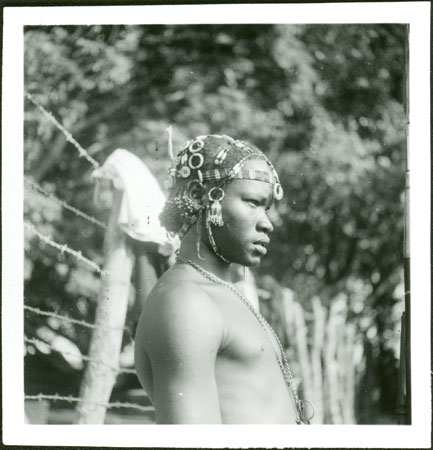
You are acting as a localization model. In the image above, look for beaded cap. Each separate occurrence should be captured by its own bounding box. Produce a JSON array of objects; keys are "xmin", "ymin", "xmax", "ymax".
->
[{"xmin": 159, "ymin": 134, "xmax": 283, "ymax": 237}]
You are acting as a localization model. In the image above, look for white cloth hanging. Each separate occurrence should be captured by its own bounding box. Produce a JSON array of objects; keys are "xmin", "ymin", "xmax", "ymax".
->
[{"xmin": 92, "ymin": 149, "xmax": 175, "ymax": 253}]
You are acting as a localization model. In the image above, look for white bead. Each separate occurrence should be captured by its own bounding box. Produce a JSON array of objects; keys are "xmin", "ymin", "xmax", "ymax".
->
[{"xmin": 180, "ymin": 166, "xmax": 191, "ymax": 178}]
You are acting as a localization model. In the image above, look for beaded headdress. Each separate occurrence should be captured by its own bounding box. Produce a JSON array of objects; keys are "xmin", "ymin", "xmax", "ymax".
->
[{"xmin": 160, "ymin": 134, "xmax": 283, "ymax": 262}]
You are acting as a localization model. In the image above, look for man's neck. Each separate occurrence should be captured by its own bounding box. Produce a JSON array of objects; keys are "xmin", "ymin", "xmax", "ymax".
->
[{"xmin": 178, "ymin": 226, "xmax": 231, "ymax": 282}]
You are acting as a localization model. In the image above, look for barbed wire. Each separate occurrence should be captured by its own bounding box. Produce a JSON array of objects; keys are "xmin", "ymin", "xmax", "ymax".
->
[
  {"xmin": 23, "ymin": 95, "xmax": 145, "ymax": 418},
  {"xmin": 24, "ymin": 336, "xmax": 136, "ymax": 375},
  {"xmin": 24, "ymin": 305, "xmax": 132, "ymax": 336},
  {"xmin": 24, "ymin": 222, "xmax": 106, "ymax": 275},
  {"xmin": 25, "ymin": 178, "xmax": 106, "ymax": 230},
  {"xmin": 24, "ymin": 90, "xmax": 100, "ymax": 169},
  {"xmin": 25, "ymin": 394, "xmax": 154, "ymax": 413},
  {"xmin": 25, "ymin": 305, "xmax": 101, "ymax": 330}
]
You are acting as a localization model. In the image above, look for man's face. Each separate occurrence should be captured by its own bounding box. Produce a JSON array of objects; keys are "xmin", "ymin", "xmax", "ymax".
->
[{"xmin": 207, "ymin": 157, "xmax": 275, "ymax": 267}]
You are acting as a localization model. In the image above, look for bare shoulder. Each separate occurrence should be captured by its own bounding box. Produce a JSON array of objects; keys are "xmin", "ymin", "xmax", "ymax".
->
[{"xmin": 136, "ymin": 265, "xmax": 224, "ymax": 358}]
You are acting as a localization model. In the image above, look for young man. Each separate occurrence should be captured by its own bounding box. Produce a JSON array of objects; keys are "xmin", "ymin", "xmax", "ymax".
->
[{"xmin": 134, "ymin": 135, "xmax": 312, "ymax": 424}]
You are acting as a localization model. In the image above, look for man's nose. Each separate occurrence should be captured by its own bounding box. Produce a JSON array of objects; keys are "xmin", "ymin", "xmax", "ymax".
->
[{"xmin": 257, "ymin": 210, "xmax": 274, "ymax": 233}]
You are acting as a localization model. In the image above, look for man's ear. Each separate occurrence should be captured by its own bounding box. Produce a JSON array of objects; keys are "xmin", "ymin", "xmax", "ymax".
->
[{"xmin": 187, "ymin": 180, "xmax": 206, "ymax": 204}]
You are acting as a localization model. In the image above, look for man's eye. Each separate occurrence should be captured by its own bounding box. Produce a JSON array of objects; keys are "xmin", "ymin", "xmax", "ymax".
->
[{"xmin": 247, "ymin": 200, "xmax": 259, "ymax": 207}]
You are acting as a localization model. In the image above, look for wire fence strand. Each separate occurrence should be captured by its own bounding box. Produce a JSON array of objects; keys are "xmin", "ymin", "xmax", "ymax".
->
[
  {"xmin": 25, "ymin": 394, "xmax": 154, "ymax": 413},
  {"xmin": 25, "ymin": 305, "xmax": 101, "ymax": 330},
  {"xmin": 24, "ymin": 91, "xmax": 100, "ymax": 169},
  {"xmin": 22, "ymin": 95, "xmax": 143, "ymax": 419},
  {"xmin": 24, "ymin": 305, "xmax": 131, "ymax": 335},
  {"xmin": 24, "ymin": 336, "xmax": 136, "ymax": 375},
  {"xmin": 24, "ymin": 222, "xmax": 106, "ymax": 275},
  {"xmin": 25, "ymin": 178, "xmax": 106, "ymax": 229}
]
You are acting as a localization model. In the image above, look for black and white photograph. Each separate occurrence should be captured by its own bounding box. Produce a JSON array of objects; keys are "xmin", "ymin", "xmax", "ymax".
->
[{"xmin": 2, "ymin": 2, "xmax": 431, "ymax": 448}]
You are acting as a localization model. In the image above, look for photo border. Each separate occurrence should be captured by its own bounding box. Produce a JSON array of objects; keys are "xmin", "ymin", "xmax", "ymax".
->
[{"xmin": 2, "ymin": 2, "xmax": 431, "ymax": 448}]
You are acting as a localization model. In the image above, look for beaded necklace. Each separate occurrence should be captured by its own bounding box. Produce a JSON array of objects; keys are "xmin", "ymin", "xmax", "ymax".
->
[{"xmin": 176, "ymin": 254, "xmax": 313, "ymax": 424}]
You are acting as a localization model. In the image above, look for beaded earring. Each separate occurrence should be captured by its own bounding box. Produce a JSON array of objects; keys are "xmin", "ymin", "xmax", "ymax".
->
[
  {"xmin": 207, "ymin": 187, "xmax": 225, "ymax": 227},
  {"xmin": 205, "ymin": 212, "xmax": 230, "ymax": 264}
]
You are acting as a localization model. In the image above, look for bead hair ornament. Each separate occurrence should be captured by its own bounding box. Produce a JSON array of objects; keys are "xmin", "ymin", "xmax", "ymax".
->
[
  {"xmin": 162, "ymin": 194, "xmax": 200, "ymax": 233},
  {"xmin": 189, "ymin": 139, "xmax": 205, "ymax": 152},
  {"xmin": 215, "ymin": 145, "xmax": 230, "ymax": 165},
  {"xmin": 159, "ymin": 134, "xmax": 284, "ymax": 259},
  {"xmin": 189, "ymin": 153, "xmax": 204, "ymax": 169}
]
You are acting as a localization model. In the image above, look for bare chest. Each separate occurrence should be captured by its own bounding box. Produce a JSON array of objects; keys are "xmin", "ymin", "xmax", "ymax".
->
[
  {"xmin": 208, "ymin": 286, "xmax": 283, "ymax": 365},
  {"xmin": 209, "ymin": 287, "xmax": 296, "ymax": 423}
]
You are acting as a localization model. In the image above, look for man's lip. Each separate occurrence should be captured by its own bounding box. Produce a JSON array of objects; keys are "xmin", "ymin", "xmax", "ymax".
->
[
  {"xmin": 254, "ymin": 238, "xmax": 270, "ymax": 246},
  {"xmin": 253, "ymin": 243, "xmax": 268, "ymax": 255}
]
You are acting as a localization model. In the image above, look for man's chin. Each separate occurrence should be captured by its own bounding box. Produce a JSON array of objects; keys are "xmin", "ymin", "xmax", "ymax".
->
[
  {"xmin": 222, "ymin": 254, "xmax": 260, "ymax": 268},
  {"xmin": 241, "ymin": 254, "xmax": 261, "ymax": 268},
  {"xmin": 220, "ymin": 247, "xmax": 262, "ymax": 267}
]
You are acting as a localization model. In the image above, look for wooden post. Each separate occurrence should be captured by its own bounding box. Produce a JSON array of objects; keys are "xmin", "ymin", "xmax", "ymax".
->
[
  {"xmin": 324, "ymin": 300, "xmax": 344, "ymax": 424},
  {"xmin": 281, "ymin": 288, "xmax": 296, "ymax": 335},
  {"xmin": 311, "ymin": 296, "xmax": 326, "ymax": 424},
  {"xmin": 75, "ymin": 188, "xmax": 134, "ymax": 424},
  {"xmin": 403, "ymin": 23, "xmax": 411, "ymax": 425},
  {"xmin": 293, "ymin": 302, "xmax": 314, "ymax": 413},
  {"xmin": 396, "ymin": 313, "xmax": 407, "ymax": 424},
  {"xmin": 337, "ymin": 322, "xmax": 356, "ymax": 424}
]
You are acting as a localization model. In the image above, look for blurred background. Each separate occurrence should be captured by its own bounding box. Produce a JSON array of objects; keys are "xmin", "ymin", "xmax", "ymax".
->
[{"xmin": 24, "ymin": 24, "xmax": 407, "ymax": 424}]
